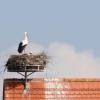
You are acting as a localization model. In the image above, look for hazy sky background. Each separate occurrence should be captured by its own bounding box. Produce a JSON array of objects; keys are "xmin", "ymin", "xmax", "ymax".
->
[
  {"xmin": 0, "ymin": 0, "xmax": 100, "ymax": 56},
  {"xmin": 0, "ymin": 0, "xmax": 100, "ymax": 99}
]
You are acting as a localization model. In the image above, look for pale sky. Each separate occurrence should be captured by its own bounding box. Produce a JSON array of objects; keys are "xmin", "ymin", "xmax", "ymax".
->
[
  {"xmin": 0, "ymin": 0, "xmax": 100, "ymax": 99},
  {"xmin": 0, "ymin": 0, "xmax": 100, "ymax": 56}
]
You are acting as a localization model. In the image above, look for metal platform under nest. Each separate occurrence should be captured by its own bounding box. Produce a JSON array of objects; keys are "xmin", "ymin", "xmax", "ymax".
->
[
  {"xmin": 7, "ymin": 64, "xmax": 45, "ymax": 91},
  {"xmin": 7, "ymin": 64, "xmax": 45, "ymax": 72}
]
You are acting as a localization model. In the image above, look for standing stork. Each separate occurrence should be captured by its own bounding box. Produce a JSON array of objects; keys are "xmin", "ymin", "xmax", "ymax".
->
[{"xmin": 18, "ymin": 32, "xmax": 29, "ymax": 53}]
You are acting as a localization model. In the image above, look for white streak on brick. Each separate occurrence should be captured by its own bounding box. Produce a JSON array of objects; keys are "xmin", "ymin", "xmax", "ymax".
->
[{"xmin": 44, "ymin": 78, "xmax": 70, "ymax": 100}]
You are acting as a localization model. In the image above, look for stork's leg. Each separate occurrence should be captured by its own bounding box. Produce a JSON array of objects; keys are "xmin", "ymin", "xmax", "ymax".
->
[
  {"xmin": 24, "ymin": 49, "xmax": 25, "ymax": 54},
  {"xmin": 23, "ymin": 45, "xmax": 27, "ymax": 54}
]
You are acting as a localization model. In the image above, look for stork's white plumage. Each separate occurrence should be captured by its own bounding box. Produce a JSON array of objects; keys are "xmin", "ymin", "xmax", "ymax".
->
[{"xmin": 18, "ymin": 32, "xmax": 29, "ymax": 53}]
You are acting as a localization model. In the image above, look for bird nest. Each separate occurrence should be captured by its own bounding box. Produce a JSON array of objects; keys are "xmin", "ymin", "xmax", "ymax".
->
[{"xmin": 6, "ymin": 52, "xmax": 49, "ymax": 72}]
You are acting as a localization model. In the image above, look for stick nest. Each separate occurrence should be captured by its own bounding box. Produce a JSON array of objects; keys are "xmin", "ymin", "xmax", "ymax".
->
[{"xmin": 6, "ymin": 52, "xmax": 49, "ymax": 71}]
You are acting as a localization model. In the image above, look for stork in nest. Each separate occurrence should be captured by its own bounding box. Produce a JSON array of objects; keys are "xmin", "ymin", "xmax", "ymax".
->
[{"xmin": 18, "ymin": 32, "xmax": 29, "ymax": 53}]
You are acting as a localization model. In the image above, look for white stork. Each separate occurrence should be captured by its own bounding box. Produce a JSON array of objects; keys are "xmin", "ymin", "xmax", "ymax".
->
[{"xmin": 18, "ymin": 32, "xmax": 29, "ymax": 53}]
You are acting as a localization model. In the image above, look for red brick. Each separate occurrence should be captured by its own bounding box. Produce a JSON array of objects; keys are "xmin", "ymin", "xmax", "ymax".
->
[{"xmin": 3, "ymin": 79, "xmax": 100, "ymax": 100}]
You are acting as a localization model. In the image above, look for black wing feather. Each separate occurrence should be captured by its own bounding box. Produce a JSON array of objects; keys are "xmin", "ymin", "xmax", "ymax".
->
[{"xmin": 18, "ymin": 42, "xmax": 26, "ymax": 53}]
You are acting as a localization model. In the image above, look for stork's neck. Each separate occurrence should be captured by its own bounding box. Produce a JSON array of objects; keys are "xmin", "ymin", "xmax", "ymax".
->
[{"xmin": 24, "ymin": 33, "xmax": 28, "ymax": 41}]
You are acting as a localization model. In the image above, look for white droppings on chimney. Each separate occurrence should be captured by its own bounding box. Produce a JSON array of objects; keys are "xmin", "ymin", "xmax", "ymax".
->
[{"xmin": 44, "ymin": 78, "xmax": 70, "ymax": 99}]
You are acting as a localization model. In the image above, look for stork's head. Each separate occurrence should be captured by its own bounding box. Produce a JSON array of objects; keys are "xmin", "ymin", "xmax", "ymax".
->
[{"xmin": 24, "ymin": 32, "xmax": 28, "ymax": 36}]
